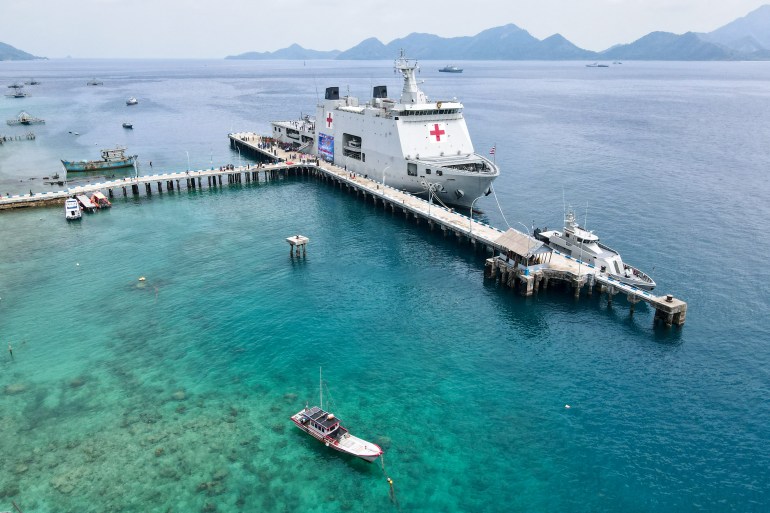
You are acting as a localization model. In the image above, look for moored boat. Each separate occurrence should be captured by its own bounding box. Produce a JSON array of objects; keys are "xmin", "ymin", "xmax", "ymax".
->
[
  {"xmin": 5, "ymin": 89, "xmax": 28, "ymax": 98},
  {"xmin": 290, "ymin": 368, "xmax": 383, "ymax": 463},
  {"xmin": 535, "ymin": 208, "xmax": 656, "ymax": 290},
  {"xmin": 61, "ymin": 147, "xmax": 137, "ymax": 173},
  {"xmin": 90, "ymin": 191, "xmax": 112, "ymax": 208},
  {"xmin": 126, "ymin": 97, "xmax": 138, "ymax": 106},
  {"xmin": 64, "ymin": 198, "xmax": 82, "ymax": 220},
  {"xmin": 439, "ymin": 65, "xmax": 463, "ymax": 73},
  {"xmin": 122, "ymin": 122, "xmax": 133, "ymax": 129},
  {"xmin": 6, "ymin": 111, "xmax": 45, "ymax": 126},
  {"xmin": 270, "ymin": 51, "xmax": 498, "ymax": 209}
]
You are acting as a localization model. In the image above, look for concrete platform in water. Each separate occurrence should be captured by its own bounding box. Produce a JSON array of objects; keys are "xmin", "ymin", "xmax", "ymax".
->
[{"xmin": 0, "ymin": 131, "xmax": 687, "ymax": 326}]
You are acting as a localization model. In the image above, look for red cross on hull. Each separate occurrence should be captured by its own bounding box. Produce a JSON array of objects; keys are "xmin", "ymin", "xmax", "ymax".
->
[{"xmin": 429, "ymin": 123, "xmax": 445, "ymax": 142}]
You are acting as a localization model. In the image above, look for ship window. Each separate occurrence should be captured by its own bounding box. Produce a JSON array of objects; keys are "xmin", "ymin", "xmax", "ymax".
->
[
  {"xmin": 436, "ymin": 170, "xmax": 443, "ymax": 176},
  {"xmin": 407, "ymin": 163, "xmax": 417, "ymax": 176},
  {"xmin": 426, "ymin": 169, "xmax": 431, "ymax": 174},
  {"xmin": 362, "ymin": 153, "xmax": 365, "ymax": 162}
]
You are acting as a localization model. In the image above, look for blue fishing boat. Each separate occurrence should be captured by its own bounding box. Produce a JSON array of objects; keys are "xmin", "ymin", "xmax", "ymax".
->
[{"xmin": 61, "ymin": 147, "xmax": 137, "ymax": 172}]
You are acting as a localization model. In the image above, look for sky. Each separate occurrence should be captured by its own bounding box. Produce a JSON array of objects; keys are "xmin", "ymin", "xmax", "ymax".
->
[{"xmin": 2, "ymin": 0, "xmax": 769, "ymax": 59}]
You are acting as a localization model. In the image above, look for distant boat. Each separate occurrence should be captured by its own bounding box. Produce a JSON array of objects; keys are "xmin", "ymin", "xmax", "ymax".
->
[
  {"xmin": 5, "ymin": 87, "xmax": 28, "ymax": 98},
  {"xmin": 87, "ymin": 78, "xmax": 103, "ymax": 86},
  {"xmin": 126, "ymin": 97, "xmax": 138, "ymax": 106},
  {"xmin": 7, "ymin": 82, "xmax": 24, "ymax": 89},
  {"xmin": 439, "ymin": 65, "xmax": 463, "ymax": 73},
  {"xmin": 122, "ymin": 122, "xmax": 133, "ymax": 129},
  {"xmin": 64, "ymin": 198, "xmax": 82, "ymax": 220},
  {"xmin": 25, "ymin": 79, "xmax": 41, "ymax": 85},
  {"xmin": 290, "ymin": 368, "xmax": 383, "ymax": 463},
  {"xmin": 7, "ymin": 111, "xmax": 45, "ymax": 126},
  {"xmin": 61, "ymin": 146, "xmax": 137, "ymax": 173},
  {"xmin": 586, "ymin": 62, "xmax": 609, "ymax": 68}
]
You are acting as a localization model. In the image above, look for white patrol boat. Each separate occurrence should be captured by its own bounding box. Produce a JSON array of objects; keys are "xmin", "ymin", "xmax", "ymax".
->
[
  {"xmin": 535, "ymin": 208, "xmax": 656, "ymax": 290},
  {"xmin": 271, "ymin": 51, "xmax": 499, "ymax": 209},
  {"xmin": 290, "ymin": 368, "xmax": 383, "ymax": 463}
]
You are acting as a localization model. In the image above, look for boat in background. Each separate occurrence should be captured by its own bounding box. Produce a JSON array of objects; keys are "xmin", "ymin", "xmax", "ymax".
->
[
  {"xmin": 25, "ymin": 79, "xmax": 41, "ymax": 85},
  {"xmin": 122, "ymin": 122, "xmax": 133, "ymax": 129},
  {"xmin": 64, "ymin": 198, "xmax": 82, "ymax": 220},
  {"xmin": 126, "ymin": 97, "xmax": 138, "ymax": 106},
  {"xmin": 535, "ymin": 208, "xmax": 656, "ymax": 290},
  {"xmin": 586, "ymin": 62, "xmax": 610, "ymax": 68},
  {"xmin": 5, "ymin": 89, "xmax": 28, "ymax": 98},
  {"xmin": 6, "ymin": 111, "xmax": 45, "ymax": 126},
  {"xmin": 87, "ymin": 78, "xmax": 103, "ymax": 86},
  {"xmin": 61, "ymin": 147, "xmax": 137, "ymax": 173},
  {"xmin": 439, "ymin": 65, "xmax": 463, "ymax": 73},
  {"xmin": 290, "ymin": 368, "xmax": 383, "ymax": 463}
]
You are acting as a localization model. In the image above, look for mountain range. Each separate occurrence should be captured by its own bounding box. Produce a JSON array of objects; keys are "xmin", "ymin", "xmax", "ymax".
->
[
  {"xmin": 0, "ymin": 42, "xmax": 42, "ymax": 61},
  {"xmin": 227, "ymin": 4, "xmax": 770, "ymax": 61}
]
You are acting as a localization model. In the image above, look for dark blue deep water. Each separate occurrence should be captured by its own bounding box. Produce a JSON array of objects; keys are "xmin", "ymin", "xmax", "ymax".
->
[{"xmin": 0, "ymin": 59, "xmax": 769, "ymax": 512}]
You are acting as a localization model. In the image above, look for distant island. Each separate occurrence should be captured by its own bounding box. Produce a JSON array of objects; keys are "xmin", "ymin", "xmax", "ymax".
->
[
  {"xmin": 0, "ymin": 41, "xmax": 44, "ymax": 61},
  {"xmin": 227, "ymin": 4, "xmax": 770, "ymax": 61}
]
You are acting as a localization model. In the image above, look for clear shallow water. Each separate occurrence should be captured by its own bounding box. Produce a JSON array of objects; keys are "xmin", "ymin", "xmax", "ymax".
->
[{"xmin": 1, "ymin": 60, "xmax": 769, "ymax": 512}]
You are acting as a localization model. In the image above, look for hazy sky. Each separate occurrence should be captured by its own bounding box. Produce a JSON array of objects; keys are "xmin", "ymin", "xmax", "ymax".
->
[{"xmin": 3, "ymin": 0, "xmax": 768, "ymax": 58}]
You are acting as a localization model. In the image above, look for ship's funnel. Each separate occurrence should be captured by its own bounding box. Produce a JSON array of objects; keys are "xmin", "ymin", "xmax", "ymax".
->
[
  {"xmin": 325, "ymin": 87, "xmax": 339, "ymax": 100},
  {"xmin": 372, "ymin": 85, "xmax": 387, "ymax": 99}
]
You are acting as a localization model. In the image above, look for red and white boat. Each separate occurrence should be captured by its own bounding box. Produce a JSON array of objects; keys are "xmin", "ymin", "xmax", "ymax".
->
[{"xmin": 290, "ymin": 369, "xmax": 383, "ymax": 463}]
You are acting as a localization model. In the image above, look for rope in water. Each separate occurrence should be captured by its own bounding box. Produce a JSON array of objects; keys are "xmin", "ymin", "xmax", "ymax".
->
[{"xmin": 379, "ymin": 454, "xmax": 402, "ymax": 511}]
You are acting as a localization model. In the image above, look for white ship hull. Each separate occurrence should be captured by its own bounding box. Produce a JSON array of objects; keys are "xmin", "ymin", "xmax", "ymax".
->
[{"xmin": 271, "ymin": 52, "xmax": 499, "ymax": 210}]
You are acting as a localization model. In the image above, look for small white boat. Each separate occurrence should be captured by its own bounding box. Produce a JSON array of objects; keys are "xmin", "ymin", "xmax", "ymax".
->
[
  {"xmin": 122, "ymin": 122, "xmax": 133, "ymax": 129},
  {"xmin": 126, "ymin": 97, "xmax": 138, "ymax": 106},
  {"xmin": 439, "ymin": 65, "xmax": 463, "ymax": 73},
  {"xmin": 64, "ymin": 198, "xmax": 82, "ymax": 220},
  {"xmin": 535, "ymin": 208, "xmax": 656, "ymax": 290},
  {"xmin": 290, "ymin": 368, "xmax": 383, "ymax": 463}
]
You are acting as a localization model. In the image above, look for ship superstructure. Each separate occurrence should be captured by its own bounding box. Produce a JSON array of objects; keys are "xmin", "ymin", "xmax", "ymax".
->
[{"xmin": 271, "ymin": 51, "xmax": 499, "ymax": 209}]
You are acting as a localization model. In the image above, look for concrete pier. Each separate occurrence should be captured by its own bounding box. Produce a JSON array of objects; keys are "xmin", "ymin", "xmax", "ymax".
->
[
  {"xmin": 287, "ymin": 235, "xmax": 309, "ymax": 257},
  {"xmin": 0, "ymin": 130, "xmax": 687, "ymax": 326}
]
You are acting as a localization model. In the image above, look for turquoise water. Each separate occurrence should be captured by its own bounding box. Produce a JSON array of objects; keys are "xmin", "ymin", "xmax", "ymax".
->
[{"xmin": 1, "ymin": 60, "xmax": 769, "ymax": 512}]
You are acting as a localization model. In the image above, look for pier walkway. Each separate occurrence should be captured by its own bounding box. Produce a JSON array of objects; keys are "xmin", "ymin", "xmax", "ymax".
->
[
  {"xmin": 230, "ymin": 132, "xmax": 686, "ymax": 325},
  {"xmin": 0, "ymin": 131, "xmax": 687, "ymax": 326}
]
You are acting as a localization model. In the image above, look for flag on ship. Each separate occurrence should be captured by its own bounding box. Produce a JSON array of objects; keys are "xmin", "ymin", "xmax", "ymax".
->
[{"xmin": 489, "ymin": 146, "xmax": 496, "ymax": 155}]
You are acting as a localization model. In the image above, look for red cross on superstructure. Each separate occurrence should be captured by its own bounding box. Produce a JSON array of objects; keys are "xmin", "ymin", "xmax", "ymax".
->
[
  {"xmin": 326, "ymin": 113, "xmax": 333, "ymax": 127},
  {"xmin": 429, "ymin": 123, "xmax": 445, "ymax": 141}
]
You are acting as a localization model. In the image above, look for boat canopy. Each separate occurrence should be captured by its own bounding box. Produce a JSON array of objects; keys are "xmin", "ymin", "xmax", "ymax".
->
[
  {"xmin": 495, "ymin": 228, "xmax": 547, "ymax": 258},
  {"xmin": 304, "ymin": 406, "xmax": 341, "ymax": 430}
]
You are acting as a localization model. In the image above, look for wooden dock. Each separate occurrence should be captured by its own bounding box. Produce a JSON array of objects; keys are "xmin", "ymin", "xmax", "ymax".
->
[{"xmin": 0, "ymin": 131, "xmax": 687, "ymax": 326}]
